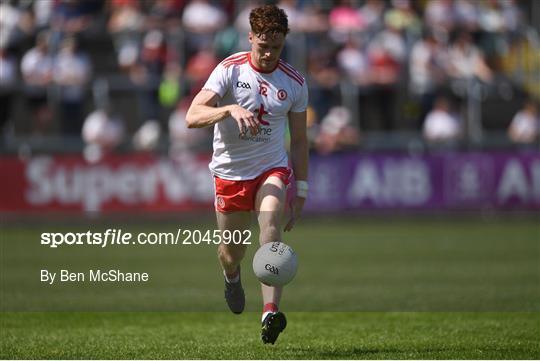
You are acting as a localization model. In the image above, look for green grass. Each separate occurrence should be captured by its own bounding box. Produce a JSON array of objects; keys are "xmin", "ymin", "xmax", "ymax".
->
[
  {"xmin": 1, "ymin": 312, "xmax": 539, "ymax": 359},
  {"xmin": 1, "ymin": 216, "xmax": 539, "ymax": 358}
]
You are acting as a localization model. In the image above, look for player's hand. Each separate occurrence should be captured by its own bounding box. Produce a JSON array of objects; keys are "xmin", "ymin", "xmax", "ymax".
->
[
  {"xmin": 284, "ymin": 196, "xmax": 305, "ymax": 232},
  {"xmin": 229, "ymin": 105, "xmax": 259, "ymax": 135}
]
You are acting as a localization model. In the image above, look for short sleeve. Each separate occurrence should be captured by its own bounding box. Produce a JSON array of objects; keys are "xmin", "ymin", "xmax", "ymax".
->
[
  {"xmin": 290, "ymin": 80, "xmax": 308, "ymax": 113},
  {"xmin": 202, "ymin": 64, "xmax": 230, "ymax": 98}
]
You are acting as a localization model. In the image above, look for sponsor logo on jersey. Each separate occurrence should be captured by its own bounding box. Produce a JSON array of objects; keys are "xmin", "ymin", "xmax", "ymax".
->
[
  {"xmin": 256, "ymin": 104, "xmax": 270, "ymax": 126},
  {"xmin": 238, "ymin": 125, "xmax": 272, "ymax": 143},
  {"xmin": 236, "ymin": 81, "xmax": 251, "ymax": 89},
  {"xmin": 238, "ymin": 103, "xmax": 273, "ymax": 143}
]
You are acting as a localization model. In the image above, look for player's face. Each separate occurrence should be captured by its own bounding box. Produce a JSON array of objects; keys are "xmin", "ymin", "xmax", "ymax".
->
[{"xmin": 248, "ymin": 32, "xmax": 286, "ymax": 71}]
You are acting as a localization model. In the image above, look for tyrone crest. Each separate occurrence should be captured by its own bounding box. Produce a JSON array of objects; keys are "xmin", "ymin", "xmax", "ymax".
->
[
  {"xmin": 277, "ymin": 89, "xmax": 287, "ymax": 101},
  {"xmin": 217, "ymin": 196, "xmax": 225, "ymax": 208}
]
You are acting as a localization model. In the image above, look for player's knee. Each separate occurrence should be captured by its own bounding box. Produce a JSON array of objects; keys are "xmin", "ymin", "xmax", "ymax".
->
[
  {"xmin": 218, "ymin": 244, "xmax": 245, "ymax": 265},
  {"xmin": 217, "ymin": 247, "xmax": 235, "ymax": 266}
]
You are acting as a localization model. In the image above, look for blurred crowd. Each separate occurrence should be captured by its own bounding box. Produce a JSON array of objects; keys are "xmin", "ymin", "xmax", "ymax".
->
[{"xmin": 0, "ymin": 0, "xmax": 539, "ymax": 159}]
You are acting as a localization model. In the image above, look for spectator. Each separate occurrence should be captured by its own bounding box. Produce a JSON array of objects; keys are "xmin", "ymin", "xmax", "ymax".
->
[
  {"xmin": 34, "ymin": 0, "xmax": 55, "ymax": 31},
  {"xmin": 277, "ymin": 0, "xmax": 303, "ymax": 32},
  {"xmin": 50, "ymin": 0, "xmax": 103, "ymax": 48},
  {"xmin": 146, "ymin": 0, "xmax": 183, "ymax": 31},
  {"xmin": 0, "ymin": 1, "xmax": 21, "ymax": 49},
  {"xmin": 0, "ymin": 3, "xmax": 34, "ymax": 51},
  {"xmin": 51, "ymin": 0, "xmax": 102, "ymax": 32},
  {"xmin": 184, "ymin": 47, "xmax": 218, "ymax": 94},
  {"xmin": 337, "ymin": 36, "xmax": 370, "ymax": 87},
  {"xmin": 108, "ymin": 0, "xmax": 145, "ymax": 71},
  {"xmin": 130, "ymin": 29, "xmax": 172, "ymax": 151},
  {"xmin": 424, "ymin": 0, "xmax": 455, "ymax": 33},
  {"xmin": 477, "ymin": 0, "xmax": 507, "ymax": 60},
  {"xmin": 423, "ymin": 95, "xmax": 462, "ymax": 143},
  {"xmin": 21, "ymin": 31, "xmax": 54, "ymax": 133},
  {"xmin": 296, "ymin": 2, "xmax": 329, "ymax": 34},
  {"xmin": 478, "ymin": 0, "xmax": 505, "ymax": 34},
  {"xmin": 307, "ymin": 50, "xmax": 341, "ymax": 125},
  {"xmin": 369, "ymin": 19, "xmax": 406, "ymax": 64},
  {"xmin": 1, "ymin": 0, "xmax": 538, "ymax": 144},
  {"xmin": 140, "ymin": 29, "xmax": 168, "ymax": 76},
  {"xmin": 82, "ymin": 106, "xmax": 125, "ymax": 163},
  {"xmin": 500, "ymin": 0, "xmax": 522, "ymax": 36},
  {"xmin": 384, "ymin": 0, "xmax": 421, "ymax": 47},
  {"xmin": 360, "ymin": 0, "xmax": 385, "ymax": 36},
  {"xmin": 447, "ymin": 30, "xmax": 493, "ymax": 83},
  {"xmin": 0, "ymin": 46, "xmax": 17, "ymax": 132},
  {"xmin": 454, "ymin": 0, "xmax": 479, "ymax": 32},
  {"xmin": 409, "ymin": 29, "xmax": 449, "ymax": 127},
  {"xmin": 315, "ymin": 106, "xmax": 360, "ymax": 155},
  {"xmin": 132, "ymin": 117, "xmax": 161, "ymax": 151},
  {"xmin": 53, "ymin": 36, "xmax": 92, "ymax": 135},
  {"xmin": 159, "ymin": 61, "xmax": 182, "ymax": 109},
  {"xmin": 508, "ymin": 99, "xmax": 539, "ymax": 144},
  {"xmin": 169, "ymin": 99, "xmax": 210, "ymax": 160},
  {"xmin": 182, "ymin": 0, "xmax": 226, "ymax": 59},
  {"xmin": 328, "ymin": 0, "xmax": 366, "ymax": 44},
  {"xmin": 364, "ymin": 19, "xmax": 406, "ymax": 130}
]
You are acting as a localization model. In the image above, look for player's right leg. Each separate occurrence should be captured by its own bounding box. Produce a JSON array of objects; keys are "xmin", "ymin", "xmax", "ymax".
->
[
  {"xmin": 256, "ymin": 177, "xmax": 285, "ymax": 314},
  {"xmin": 216, "ymin": 210, "xmax": 251, "ymax": 314},
  {"xmin": 255, "ymin": 173, "xmax": 288, "ymax": 344}
]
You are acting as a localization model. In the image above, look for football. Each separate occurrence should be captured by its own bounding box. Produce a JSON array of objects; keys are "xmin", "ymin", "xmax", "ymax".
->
[{"xmin": 252, "ymin": 241, "xmax": 298, "ymax": 286}]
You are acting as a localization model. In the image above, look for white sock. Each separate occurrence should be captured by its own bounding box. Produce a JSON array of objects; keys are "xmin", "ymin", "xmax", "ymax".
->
[
  {"xmin": 224, "ymin": 271, "xmax": 240, "ymax": 284},
  {"xmin": 262, "ymin": 311, "xmax": 272, "ymax": 322}
]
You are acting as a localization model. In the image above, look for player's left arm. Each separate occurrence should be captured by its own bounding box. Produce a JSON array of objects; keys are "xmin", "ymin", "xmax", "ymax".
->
[{"xmin": 284, "ymin": 110, "xmax": 308, "ymax": 232}]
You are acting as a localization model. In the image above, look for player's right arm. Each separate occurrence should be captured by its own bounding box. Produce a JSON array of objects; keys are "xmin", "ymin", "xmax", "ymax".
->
[{"xmin": 186, "ymin": 89, "xmax": 259, "ymax": 133}]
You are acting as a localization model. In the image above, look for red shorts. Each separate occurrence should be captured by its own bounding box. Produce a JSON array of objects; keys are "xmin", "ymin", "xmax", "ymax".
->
[{"xmin": 214, "ymin": 167, "xmax": 291, "ymax": 212}]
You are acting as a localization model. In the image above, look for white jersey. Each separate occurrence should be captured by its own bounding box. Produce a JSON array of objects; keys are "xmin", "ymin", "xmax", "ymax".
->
[{"xmin": 202, "ymin": 52, "xmax": 308, "ymax": 180}]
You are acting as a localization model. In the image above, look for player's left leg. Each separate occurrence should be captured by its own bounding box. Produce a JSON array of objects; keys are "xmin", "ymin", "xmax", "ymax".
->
[
  {"xmin": 255, "ymin": 175, "xmax": 288, "ymax": 344},
  {"xmin": 216, "ymin": 211, "xmax": 251, "ymax": 314}
]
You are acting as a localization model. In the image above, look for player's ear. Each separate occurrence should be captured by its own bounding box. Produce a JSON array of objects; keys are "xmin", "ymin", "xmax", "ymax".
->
[{"xmin": 248, "ymin": 32, "xmax": 254, "ymax": 45}]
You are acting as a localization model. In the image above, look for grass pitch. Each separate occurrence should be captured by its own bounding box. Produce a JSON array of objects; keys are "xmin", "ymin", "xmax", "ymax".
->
[
  {"xmin": 1, "ymin": 312, "xmax": 539, "ymax": 359},
  {"xmin": 1, "ymin": 215, "xmax": 539, "ymax": 359}
]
